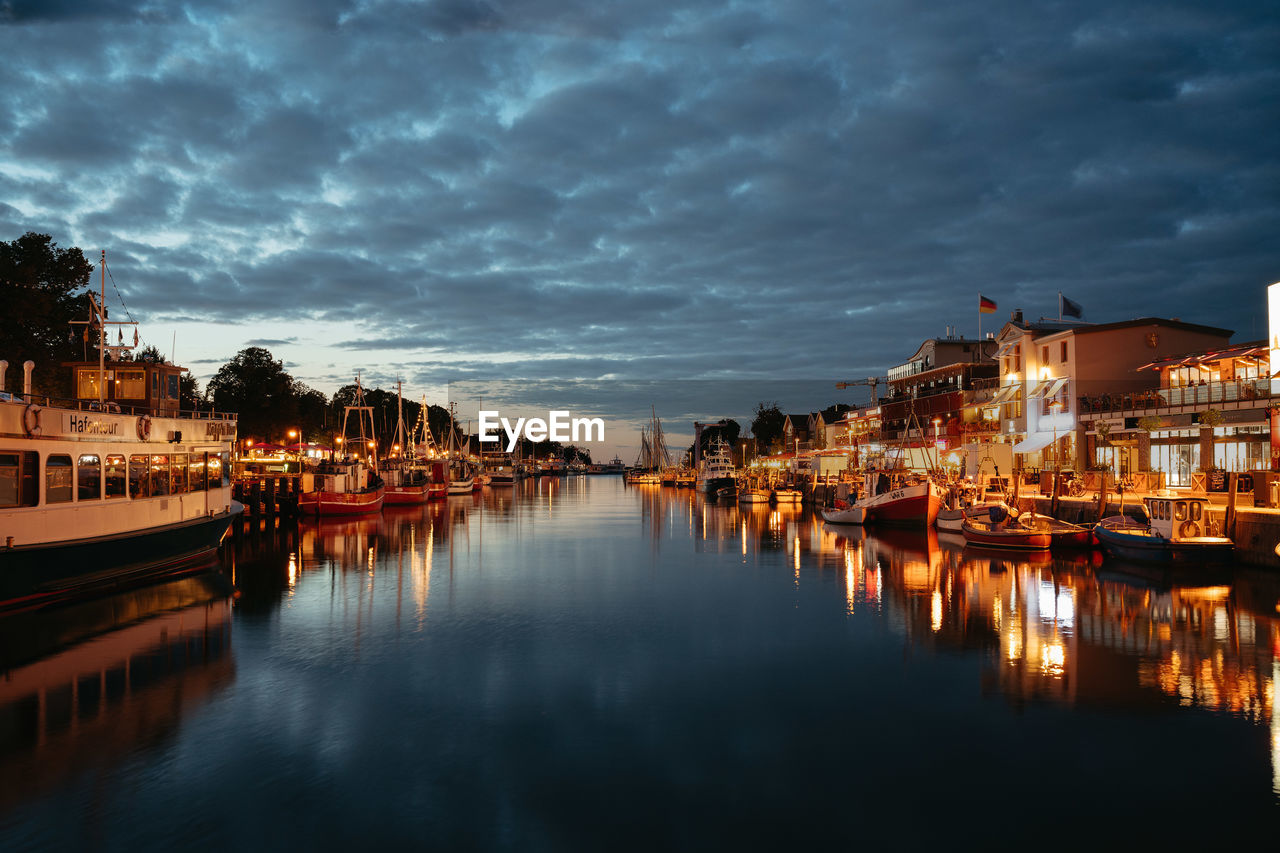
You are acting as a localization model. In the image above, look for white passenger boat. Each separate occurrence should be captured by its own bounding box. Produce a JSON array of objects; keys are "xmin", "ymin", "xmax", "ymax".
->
[
  {"xmin": 696, "ymin": 437, "xmax": 736, "ymax": 495},
  {"xmin": 0, "ymin": 268, "xmax": 240, "ymax": 609}
]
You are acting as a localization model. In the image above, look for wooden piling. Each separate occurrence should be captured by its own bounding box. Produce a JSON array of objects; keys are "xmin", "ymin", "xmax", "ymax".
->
[{"xmin": 1226, "ymin": 472, "xmax": 1238, "ymax": 540}]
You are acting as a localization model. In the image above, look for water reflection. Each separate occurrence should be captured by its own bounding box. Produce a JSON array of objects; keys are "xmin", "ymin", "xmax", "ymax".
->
[
  {"xmin": 0, "ymin": 571, "xmax": 233, "ymax": 816},
  {"xmin": 4, "ymin": 477, "xmax": 1277, "ymax": 846},
  {"xmin": 687, "ymin": 483, "xmax": 1280, "ymax": 798}
]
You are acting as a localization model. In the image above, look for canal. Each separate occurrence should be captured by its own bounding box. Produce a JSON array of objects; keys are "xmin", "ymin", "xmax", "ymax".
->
[{"xmin": 2, "ymin": 476, "xmax": 1278, "ymax": 848}]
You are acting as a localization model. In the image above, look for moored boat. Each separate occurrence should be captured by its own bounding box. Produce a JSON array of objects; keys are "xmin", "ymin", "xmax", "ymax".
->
[
  {"xmin": 299, "ymin": 377, "xmax": 385, "ymax": 516},
  {"xmin": 960, "ymin": 513, "xmax": 1052, "ymax": 550},
  {"xmin": 0, "ymin": 267, "xmax": 241, "ymax": 609},
  {"xmin": 771, "ymin": 486, "xmax": 802, "ymax": 504},
  {"xmin": 936, "ymin": 499, "xmax": 1006, "ymax": 533},
  {"xmin": 697, "ymin": 437, "xmax": 736, "ymax": 495},
  {"xmin": 1094, "ymin": 496, "xmax": 1232, "ymax": 564},
  {"xmin": 852, "ymin": 472, "xmax": 943, "ymax": 527},
  {"xmin": 821, "ymin": 502, "xmax": 867, "ymax": 524}
]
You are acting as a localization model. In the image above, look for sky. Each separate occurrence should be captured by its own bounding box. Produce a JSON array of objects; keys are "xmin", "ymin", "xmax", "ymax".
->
[{"xmin": 2, "ymin": 1, "xmax": 1277, "ymax": 455}]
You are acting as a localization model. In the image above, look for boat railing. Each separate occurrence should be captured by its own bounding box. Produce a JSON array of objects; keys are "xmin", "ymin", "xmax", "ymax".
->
[{"xmin": 10, "ymin": 391, "xmax": 238, "ymax": 422}]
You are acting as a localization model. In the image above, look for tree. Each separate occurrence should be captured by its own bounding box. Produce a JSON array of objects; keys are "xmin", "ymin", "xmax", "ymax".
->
[
  {"xmin": 0, "ymin": 232, "xmax": 93, "ymax": 397},
  {"xmin": 206, "ymin": 347, "xmax": 298, "ymax": 442},
  {"xmin": 750, "ymin": 402, "xmax": 785, "ymax": 453}
]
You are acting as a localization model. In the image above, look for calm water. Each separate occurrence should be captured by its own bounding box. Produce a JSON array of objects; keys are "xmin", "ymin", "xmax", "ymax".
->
[{"xmin": 2, "ymin": 476, "xmax": 1278, "ymax": 849}]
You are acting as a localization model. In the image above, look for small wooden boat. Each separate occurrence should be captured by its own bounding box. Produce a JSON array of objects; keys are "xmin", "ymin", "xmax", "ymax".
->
[
  {"xmin": 1041, "ymin": 516, "xmax": 1093, "ymax": 548},
  {"xmin": 1094, "ymin": 496, "xmax": 1232, "ymax": 564},
  {"xmin": 771, "ymin": 487, "xmax": 802, "ymax": 504},
  {"xmin": 821, "ymin": 502, "xmax": 867, "ymax": 524},
  {"xmin": 961, "ymin": 514, "xmax": 1051, "ymax": 550},
  {"xmin": 936, "ymin": 499, "xmax": 1006, "ymax": 533}
]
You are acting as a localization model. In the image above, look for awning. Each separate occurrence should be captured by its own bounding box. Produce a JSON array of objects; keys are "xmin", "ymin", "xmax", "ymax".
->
[
  {"xmin": 1044, "ymin": 377, "xmax": 1069, "ymax": 398},
  {"xmin": 1012, "ymin": 432, "xmax": 1056, "ymax": 454},
  {"xmin": 1026, "ymin": 380, "xmax": 1050, "ymax": 399},
  {"xmin": 993, "ymin": 340, "xmax": 1018, "ymax": 360}
]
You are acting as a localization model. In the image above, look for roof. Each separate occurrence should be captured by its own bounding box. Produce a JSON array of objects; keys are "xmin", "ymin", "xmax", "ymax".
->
[{"xmin": 1138, "ymin": 340, "xmax": 1267, "ymax": 371}]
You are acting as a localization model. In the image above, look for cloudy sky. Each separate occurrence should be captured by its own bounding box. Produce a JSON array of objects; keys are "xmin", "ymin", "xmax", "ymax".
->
[{"xmin": 2, "ymin": 0, "xmax": 1277, "ymax": 430}]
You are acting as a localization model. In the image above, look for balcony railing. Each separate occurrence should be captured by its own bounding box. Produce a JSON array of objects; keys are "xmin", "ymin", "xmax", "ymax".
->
[{"xmin": 1079, "ymin": 378, "xmax": 1273, "ymax": 415}]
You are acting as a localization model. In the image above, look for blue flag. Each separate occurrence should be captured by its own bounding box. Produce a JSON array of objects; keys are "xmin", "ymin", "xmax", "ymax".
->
[{"xmin": 1061, "ymin": 294, "xmax": 1083, "ymax": 318}]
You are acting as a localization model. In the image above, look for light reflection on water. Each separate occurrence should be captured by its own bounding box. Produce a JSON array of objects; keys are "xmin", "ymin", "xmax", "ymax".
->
[{"xmin": 2, "ymin": 476, "xmax": 1279, "ymax": 848}]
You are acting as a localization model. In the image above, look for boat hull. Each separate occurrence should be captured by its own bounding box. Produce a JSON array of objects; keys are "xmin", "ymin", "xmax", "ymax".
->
[
  {"xmin": 384, "ymin": 484, "xmax": 430, "ymax": 505},
  {"xmin": 1094, "ymin": 522, "xmax": 1233, "ymax": 565},
  {"xmin": 961, "ymin": 518, "xmax": 1052, "ymax": 550},
  {"xmin": 862, "ymin": 482, "xmax": 942, "ymax": 527},
  {"xmin": 822, "ymin": 506, "xmax": 867, "ymax": 524},
  {"xmin": 299, "ymin": 486, "xmax": 385, "ymax": 516},
  {"xmin": 0, "ymin": 506, "xmax": 240, "ymax": 611}
]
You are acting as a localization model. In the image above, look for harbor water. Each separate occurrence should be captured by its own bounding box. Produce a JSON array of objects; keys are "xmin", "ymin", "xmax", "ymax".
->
[{"xmin": 2, "ymin": 476, "xmax": 1278, "ymax": 849}]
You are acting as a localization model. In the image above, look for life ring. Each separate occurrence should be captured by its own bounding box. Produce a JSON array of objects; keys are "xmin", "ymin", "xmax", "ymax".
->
[
  {"xmin": 136, "ymin": 415, "xmax": 152, "ymax": 440},
  {"xmin": 1179, "ymin": 520, "xmax": 1201, "ymax": 539},
  {"xmin": 22, "ymin": 404, "xmax": 41, "ymax": 437}
]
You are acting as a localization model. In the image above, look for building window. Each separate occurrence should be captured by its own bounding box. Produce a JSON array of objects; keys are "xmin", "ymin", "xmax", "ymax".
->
[
  {"xmin": 1042, "ymin": 346, "xmax": 1048, "ymax": 364},
  {"xmin": 78, "ymin": 454, "xmax": 101, "ymax": 500},
  {"xmin": 46, "ymin": 454, "xmax": 73, "ymax": 503},
  {"xmin": 1060, "ymin": 341, "xmax": 1068, "ymax": 362},
  {"xmin": 167, "ymin": 374, "xmax": 180, "ymax": 401}
]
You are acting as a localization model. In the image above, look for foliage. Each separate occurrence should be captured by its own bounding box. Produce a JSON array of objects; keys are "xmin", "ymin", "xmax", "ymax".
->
[
  {"xmin": 0, "ymin": 232, "xmax": 93, "ymax": 397},
  {"xmin": 206, "ymin": 347, "xmax": 301, "ymax": 442},
  {"xmin": 1199, "ymin": 408, "xmax": 1224, "ymax": 428},
  {"xmin": 750, "ymin": 402, "xmax": 785, "ymax": 453}
]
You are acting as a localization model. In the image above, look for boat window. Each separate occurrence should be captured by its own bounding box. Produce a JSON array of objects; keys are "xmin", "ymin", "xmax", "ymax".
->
[
  {"xmin": 1174, "ymin": 501, "xmax": 1187, "ymax": 521},
  {"xmin": 220, "ymin": 452, "xmax": 231, "ymax": 487},
  {"xmin": 0, "ymin": 451, "xmax": 39, "ymax": 507},
  {"xmin": 190, "ymin": 453, "xmax": 207, "ymax": 491},
  {"xmin": 150, "ymin": 455, "xmax": 170, "ymax": 496},
  {"xmin": 208, "ymin": 453, "xmax": 224, "ymax": 489},
  {"xmin": 104, "ymin": 455, "xmax": 127, "ymax": 498},
  {"xmin": 115, "ymin": 369, "xmax": 145, "ymax": 399},
  {"xmin": 46, "ymin": 454, "xmax": 73, "ymax": 503},
  {"xmin": 1191, "ymin": 501, "xmax": 1202, "ymax": 521},
  {"xmin": 129, "ymin": 455, "xmax": 150, "ymax": 498},
  {"xmin": 78, "ymin": 454, "xmax": 101, "ymax": 500},
  {"xmin": 76, "ymin": 369, "xmax": 104, "ymax": 400},
  {"xmin": 172, "ymin": 453, "xmax": 188, "ymax": 494}
]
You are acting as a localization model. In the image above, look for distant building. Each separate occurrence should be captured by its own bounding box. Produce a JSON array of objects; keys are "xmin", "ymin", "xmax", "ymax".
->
[
  {"xmin": 880, "ymin": 330, "xmax": 999, "ymax": 452},
  {"xmin": 985, "ymin": 310, "xmax": 1233, "ymax": 473},
  {"xmin": 1082, "ymin": 340, "xmax": 1272, "ymax": 486}
]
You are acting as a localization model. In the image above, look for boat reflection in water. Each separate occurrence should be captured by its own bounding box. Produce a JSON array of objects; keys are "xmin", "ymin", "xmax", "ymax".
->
[
  {"xmin": 0, "ymin": 569, "xmax": 233, "ymax": 816},
  {"xmin": 695, "ymin": 486, "xmax": 1280, "ymax": 802}
]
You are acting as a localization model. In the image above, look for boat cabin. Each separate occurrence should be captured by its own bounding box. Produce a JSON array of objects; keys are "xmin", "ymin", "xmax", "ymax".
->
[
  {"xmin": 1144, "ymin": 495, "xmax": 1212, "ymax": 540},
  {"xmin": 63, "ymin": 359, "xmax": 187, "ymax": 415}
]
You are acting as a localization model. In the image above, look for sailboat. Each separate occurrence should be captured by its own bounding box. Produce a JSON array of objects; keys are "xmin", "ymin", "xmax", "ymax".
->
[
  {"xmin": 299, "ymin": 376, "xmax": 385, "ymax": 516},
  {"xmin": 382, "ymin": 381, "xmax": 431, "ymax": 505},
  {"xmin": 625, "ymin": 407, "xmax": 669, "ymax": 484},
  {"xmin": 445, "ymin": 404, "xmax": 475, "ymax": 495}
]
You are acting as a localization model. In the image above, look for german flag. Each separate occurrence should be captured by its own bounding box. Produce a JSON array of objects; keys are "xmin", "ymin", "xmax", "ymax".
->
[{"xmin": 979, "ymin": 294, "xmax": 997, "ymax": 314}]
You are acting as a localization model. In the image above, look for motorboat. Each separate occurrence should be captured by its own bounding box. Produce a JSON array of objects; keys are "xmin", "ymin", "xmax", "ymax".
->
[{"xmin": 1094, "ymin": 496, "xmax": 1233, "ymax": 564}]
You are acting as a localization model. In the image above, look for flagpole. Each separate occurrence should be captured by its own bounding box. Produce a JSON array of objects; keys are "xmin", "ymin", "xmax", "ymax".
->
[
  {"xmin": 1058, "ymin": 291, "xmax": 1062, "ymax": 322},
  {"xmin": 978, "ymin": 292, "xmax": 982, "ymax": 343}
]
